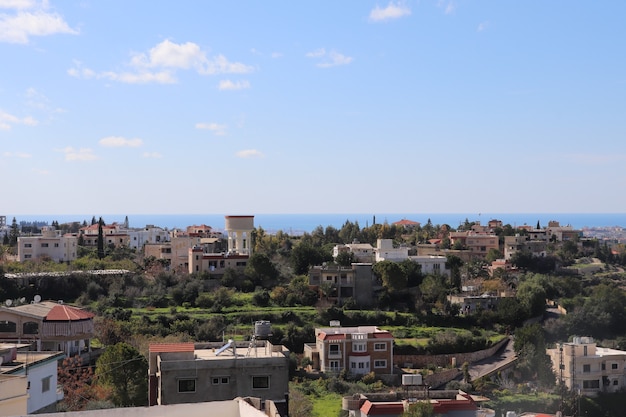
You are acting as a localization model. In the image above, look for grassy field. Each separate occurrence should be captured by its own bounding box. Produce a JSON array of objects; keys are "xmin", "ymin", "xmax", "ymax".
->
[{"xmin": 311, "ymin": 392, "xmax": 343, "ymax": 417}]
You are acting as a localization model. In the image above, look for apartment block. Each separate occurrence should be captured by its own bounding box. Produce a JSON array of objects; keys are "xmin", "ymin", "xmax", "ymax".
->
[{"xmin": 17, "ymin": 226, "xmax": 78, "ymax": 262}]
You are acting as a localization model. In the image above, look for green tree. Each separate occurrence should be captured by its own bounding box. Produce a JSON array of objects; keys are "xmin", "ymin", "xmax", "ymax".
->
[
  {"xmin": 245, "ymin": 252, "xmax": 279, "ymax": 285},
  {"xmin": 402, "ymin": 401, "xmax": 435, "ymax": 417},
  {"xmin": 445, "ymin": 254, "xmax": 463, "ymax": 290},
  {"xmin": 97, "ymin": 217, "xmax": 105, "ymax": 259},
  {"xmin": 95, "ymin": 342, "xmax": 148, "ymax": 406},
  {"xmin": 335, "ymin": 250, "xmax": 356, "ymax": 266},
  {"xmin": 9, "ymin": 217, "xmax": 19, "ymax": 246},
  {"xmin": 373, "ymin": 260, "xmax": 406, "ymax": 293}
]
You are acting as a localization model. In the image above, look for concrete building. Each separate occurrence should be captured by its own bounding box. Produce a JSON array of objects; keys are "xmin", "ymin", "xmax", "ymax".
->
[
  {"xmin": 79, "ymin": 223, "xmax": 129, "ymax": 248},
  {"xmin": 333, "ymin": 242, "xmax": 375, "ymax": 263},
  {"xmin": 308, "ymin": 263, "xmax": 375, "ymax": 307},
  {"xmin": 547, "ymin": 336, "xmax": 626, "ymax": 396},
  {"xmin": 408, "ymin": 255, "xmax": 450, "ymax": 277},
  {"xmin": 127, "ymin": 225, "xmax": 170, "ymax": 250},
  {"xmin": 342, "ymin": 390, "xmax": 481, "ymax": 417},
  {"xmin": 304, "ymin": 325, "xmax": 394, "ymax": 376},
  {"xmin": 0, "ymin": 301, "xmax": 94, "ymax": 357},
  {"xmin": 148, "ymin": 340, "xmax": 290, "ymax": 406},
  {"xmin": 8, "ymin": 399, "xmax": 277, "ymax": 417},
  {"xmin": 504, "ymin": 235, "xmax": 547, "ymax": 260},
  {"xmin": 375, "ymin": 239, "xmax": 409, "ymax": 262},
  {"xmin": 449, "ymin": 232, "xmax": 499, "ymax": 259},
  {"xmin": 225, "ymin": 215, "xmax": 254, "ymax": 256},
  {"xmin": 0, "ymin": 347, "xmax": 65, "ymax": 414},
  {"xmin": 17, "ymin": 226, "xmax": 78, "ymax": 263}
]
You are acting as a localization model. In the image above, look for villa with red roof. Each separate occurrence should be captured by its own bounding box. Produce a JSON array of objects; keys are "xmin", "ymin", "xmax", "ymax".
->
[
  {"xmin": 304, "ymin": 325, "xmax": 394, "ymax": 376},
  {"xmin": 0, "ymin": 301, "xmax": 94, "ymax": 357}
]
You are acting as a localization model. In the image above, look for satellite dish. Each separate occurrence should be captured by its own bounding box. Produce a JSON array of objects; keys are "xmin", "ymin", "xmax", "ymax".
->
[
  {"xmin": 19, "ymin": 297, "xmax": 26, "ymax": 303},
  {"xmin": 5, "ymin": 299, "xmax": 12, "ymax": 307},
  {"xmin": 34, "ymin": 295, "xmax": 42, "ymax": 303}
]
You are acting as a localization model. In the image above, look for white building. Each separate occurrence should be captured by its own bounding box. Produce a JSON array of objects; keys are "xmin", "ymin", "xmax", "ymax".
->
[
  {"xmin": 375, "ymin": 239, "xmax": 409, "ymax": 262},
  {"xmin": 0, "ymin": 348, "xmax": 65, "ymax": 414},
  {"xmin": 17, "ymin": 226, "xmax": 78, "ymax": 263},
  {"xmin": 333, "ymin": 242, "xmax": 375, "ymax": 263},
  {"xmin": 408, "ymin": 255, "xmax": 450, "ymax": 277},
  {"xmin": 127, "ymin": 226, "xmax": 170, "ymax": 250}
]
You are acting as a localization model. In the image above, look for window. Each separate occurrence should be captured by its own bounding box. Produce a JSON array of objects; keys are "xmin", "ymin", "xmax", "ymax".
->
[
  {"xmin": 42, "ymin": 376, "xmax": 51, "ymax": 393},
  {"xmin": 178, "ymin": 379, "xmax": 196, "ymax": 393},
  {"xmin": 352, "ymin": 342, "xmax": 366, "ymax": 352},
  {"xmin": 374, "ymin": 360, "xmax": 387, "ymax": 368},
  {"xmin": 374, "ymin": 343, "xmax": 386, "ymax": 351},
  {"xmin": 54, "ymin": 243, "xmax": 59, "ymax": 247},
  {"xmin": 0, "ymin": 321, "xmax": 16, "ymax": 333},
  {"xmin": 329, "ymin": 360, "xmax": 340, "ymax": 371},
  {"xmin": 584, "ymin": 346, "xmax": 588, "ymax": 356},
  {"xmin": 252, "ymin": 376, "xmax": 269, "ymax": 389},
  {"xmin": 41, "ymin": 243, "xmax": 49, "ymax": 247},
  {"xmin": 212, "ymin": 376, "xmax": 229, "ymax": 385},
  {"xmin": 583, "ymin": 364, "xmax": 591, "ymax": 373},
  {"xmin": 612, "ymin": 363, "xmax": 618, "ymax": 370},
  {"xmin": 23, "ymin": 322, "xmax": 38, "ymax": 335},
  {"xmin": 613, "ymin": 380, "xmax": 619, "ymax": 386},
  {"xmin": 25, "ymin": 254, "xmax": 32, "ymax": 259},
  {"xmin": 329, "ymin": 344, "xmax": 340, "ymax": 356},
  {"xmin": 583, "ymin": 380, "xmax": 599, "ymax": 389},
  {"xmin": 24, "ymin": 243, "xmax": 32, "ymax": 248}
]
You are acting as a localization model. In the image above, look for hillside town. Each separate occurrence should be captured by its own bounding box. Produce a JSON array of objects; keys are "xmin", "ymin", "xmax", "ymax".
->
[{"xmin": 1, "ymin": 214, "xmax": 626, "ymax": 417}]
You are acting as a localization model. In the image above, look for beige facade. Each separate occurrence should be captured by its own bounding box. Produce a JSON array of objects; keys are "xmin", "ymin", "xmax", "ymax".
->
[
  {"xmin": 304, "ymin": 325, "xmax": 394, "ymax": 376},
  {"xmin": 333, "ymin": 242, "xmax": 375, "ymax": 263},
  {"xmin": 148, "ymin": 341, "xmax": 290, "ymax": 406},
  {"xmin": 17, "ymin": 226, "xmax": 78, "ymax": 262},
  {"xmin": 0, "ymin": 375, "xmax": 28, "ymax": 417},
  {"xmin": 449, "ymin": 232, "xmax": 499, "ymax": 259},
  {"xmin": 547, "ymin": 337, "xmax": 626, "ymax": 396},
  {"xmin": 308, "ymin": 263, "xmax": 375, "ymax": 307}
]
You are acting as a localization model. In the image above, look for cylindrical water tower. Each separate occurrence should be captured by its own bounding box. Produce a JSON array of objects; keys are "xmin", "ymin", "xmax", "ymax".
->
[{"xmin": 224, "ymin": 215, "xmax": 254, "ymax": 255}]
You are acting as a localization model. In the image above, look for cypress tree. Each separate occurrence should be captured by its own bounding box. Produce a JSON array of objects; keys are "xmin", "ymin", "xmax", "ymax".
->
[{"xmin": 97, "ymin": 217, "xmax": 105, "ymax": 259}]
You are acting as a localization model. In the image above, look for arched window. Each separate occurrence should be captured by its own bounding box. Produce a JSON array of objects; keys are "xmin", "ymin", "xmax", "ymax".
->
[
  {"xmin": 23, "ymin": 321, "xmax": 39, "ymax": 335},
  {"xmin": 0, "ymin": 321, "xmax": 17, "ymax": 333}
]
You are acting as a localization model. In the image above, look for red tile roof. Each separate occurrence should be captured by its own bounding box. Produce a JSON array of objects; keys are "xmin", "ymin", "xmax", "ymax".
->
[
  {"xmin": 360, "ymin": 400, "xmax": 404, "ymax": 415},
  {"xmin": 149, "ymin": 343, "xmax": 195, "ymax": 353},
  {"xmin": 318, "ymin": 332, "xmax": 346, "ymax": 341},
  {"xmin": 45, "ymin": 304, "xmax": 95, "ymax": 321},
  {"xmin": 393, "ymin": 219, "xmax": 420, "ymax": 226}
]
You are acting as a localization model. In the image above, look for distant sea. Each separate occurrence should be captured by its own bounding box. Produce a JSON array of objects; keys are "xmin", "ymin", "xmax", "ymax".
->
[{"xmin": 12, "ymin": 213, "xmax": 626, "ymax": 235}]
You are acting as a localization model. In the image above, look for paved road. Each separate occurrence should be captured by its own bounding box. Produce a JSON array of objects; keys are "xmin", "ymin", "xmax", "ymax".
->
[{"xmin": 468, "ymin": 337, "xmax": 517, "ymax": 381}]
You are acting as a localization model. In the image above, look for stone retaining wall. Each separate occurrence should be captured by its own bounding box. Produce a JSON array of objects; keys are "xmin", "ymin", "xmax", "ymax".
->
[{"xmin": 394, "ymin": 337, "xmax": 510, "ymax": 368}]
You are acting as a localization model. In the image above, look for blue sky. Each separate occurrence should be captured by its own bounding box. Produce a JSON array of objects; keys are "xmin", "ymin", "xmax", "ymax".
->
[{"xmin": 1, "ymin": 1, "xmax": 625, "ymax": 216}]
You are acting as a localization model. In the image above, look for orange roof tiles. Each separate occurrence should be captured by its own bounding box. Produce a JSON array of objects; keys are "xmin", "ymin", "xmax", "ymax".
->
[
  {"xmin": 149, "ymin": 343, "xmax": 195, "ymax": 353},
  {"xmin": 45, "ymin": 304, "xmax": 95, "ymax": 321}
]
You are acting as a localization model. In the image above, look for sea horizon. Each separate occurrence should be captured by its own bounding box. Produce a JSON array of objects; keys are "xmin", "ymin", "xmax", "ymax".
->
[{"xmin": 8, "ymin": 213, "xmax": 626, "ymax": 235}]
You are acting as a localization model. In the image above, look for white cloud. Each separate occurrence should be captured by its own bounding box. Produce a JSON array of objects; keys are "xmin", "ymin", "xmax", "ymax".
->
[
  {"xmin": 142, "ymin": 152, "xmax": 162, "ymax": 159},
  {"xmin": 0, "ymin": 109, "xmax": 38, "ymax": 130},
  {"xmin": 271, "ymin": 52, "xmax": 283, "ymax": 58},
  {"xmin": 477, "ymin": 21, "xmax": 489, "ymax": 32},
  {"xmin": 0, "ymin": 0, "xmax": 37, "ymax": 10},
  {"xmin": 195, "ymin": 122, "xmax": 227, "ymax": 136},
  {"xmin": 0, "ymin": 7, "xmax": 78, "ymax": 44},
  {"xmin": 99, "ymin": 136, "xmax": 143, "ymax": 148},
  {"xmin": 59, "ymin": 147, "xmax": 97, "ymax": 161},
  {"xmin": 437, "ymin": 0, "xmax": 456, "ymax": 15},
  {"xmin": 69, "ymin": 39, "xmax": 253, "ymax": 84},
  {"xmin": 236, "ymin": 149, "xmax": 264, "ymax": 159},
  {"xmin": 369, "ymin": 2, "xmax": 411, "ymax": 22},
  {"xmin": 218, "ymin": 79, "xmax": 250, "ymax": 91},
  {"xmin": 2, "ymin": 151, "xmax": 31, "ymax": 158},
  {"xmin": 306, "ymin": 49, "xmax": 353, "ymax": 68},
  {"xmin": 306, "ymin": 48, "xmax": 326, "ymax": 58}
]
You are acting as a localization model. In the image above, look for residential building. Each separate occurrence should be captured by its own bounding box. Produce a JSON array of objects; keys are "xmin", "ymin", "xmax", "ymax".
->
[
  {"xmin": 504, "ymin": 235, "xmax": 547, "ymax": 260},
  {"xmin": 449, "ymin": 231, "xmax": 499, "ymax": 259},
  {"xmin": 304, "ymin": 325, "xmax": 394, "ymax": 376},
  {"xmin": 0, "ymin": 374, "xmax": 28, "ymax": 417},
  {"xmin": 17, "ymin": 226, "xmax": 78, "ymax": 263},
  {"xmin": 375, "ymin": 239, "xmax": 409, "ymax": 262},
  {"xmin": 188, "ymin": 248, "xmax": 249, "ymax": 275},
  {"xmin": 0, "ymin": 301, "xmax": 94, "ymax": 357},
  {"xmin": 334, "ymin": 241, "xmax": 375, "ymax": 263},
  {"xmin": 79, "ymin": 222, "xmax": 129, "ymax": 248},
  {"xmin": 408, "ymin": 255, "xmax": 450, "ymax": 277},
  {"xmin": 392, "ymin": 219, "xmax": 420, "ymax": 230},
  {"xmin": 127, "ymin": 225, "xmax": 170, "ymax": 250},
  {"xmin": 546, "ymin": 221, "xmax": 582, "ymax": 242},
  {"xmin": 0, "ymin": 347, "xmax": 65, "ymax": 414},
  {"xmin": 547, "ymin": 336, "xmax": 626, "ymax": 396},
  {"xmin": 308, "ymin": 263, "xmax": 375, "ymax": 307},
  {"xmin": 448, "ymin": 294, "xmax": 502, "ymax": 315},
  {"xmin": 342, "ymin": 390, "xmax": 481, "ymax": 417},
  {"xmin": 148, "ymin": 340, "xmax": 289, "ymax": 406}
]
